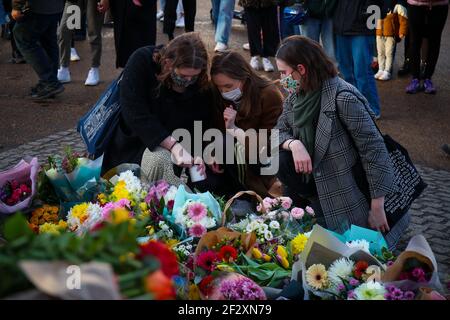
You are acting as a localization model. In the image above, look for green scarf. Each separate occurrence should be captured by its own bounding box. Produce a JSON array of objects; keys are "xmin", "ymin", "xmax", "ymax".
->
[{"xmin": 292, "ymin": 90, "xmax": 322, "ymax": 182}]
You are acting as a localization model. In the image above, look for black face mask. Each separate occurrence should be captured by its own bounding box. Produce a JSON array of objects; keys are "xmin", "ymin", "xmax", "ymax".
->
[{"xmin": 171, "ymin": 71, "xmax": 199, "ymax": 88}]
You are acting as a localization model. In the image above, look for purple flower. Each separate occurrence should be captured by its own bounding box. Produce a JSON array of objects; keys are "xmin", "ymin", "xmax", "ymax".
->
[
  {"xmin": 392, "ymin": 288, "xmax": 404, "ymax": 300},
  {"xmin": 404, "ymin": 291, "xmax": 415, "ymax": 300},
  {"xmin": 384, "ymin": 293, "xmax": 393, "ymax": 300},
  {"xmin": 386, "ymin": 285, "xmax": 397, "ymax": 293},
  {"xmin": 349, "ymin": 278, "xmax": 360, "ymax": 287},
  {"xmin": 347, "ymin": 290, "xmax": 356, "ymax": 300},
  {"xmin": 220, "ymin": 277, "xmax": 266, "ymax": 300},
  {"xmin": 387, "ymin": 261, "xmax": 394, "ymax": 267},
  {"xmin": 337, "ymin": 283, "xmax": 346, "ymax": 292},
  {"xmin": 412, "ymin": 267, "xmax": 425, "ymax": 279}
]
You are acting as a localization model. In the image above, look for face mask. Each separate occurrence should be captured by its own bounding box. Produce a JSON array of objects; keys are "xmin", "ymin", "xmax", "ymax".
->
[
  {"xmin": 221, "ymin": 87, "xmax": 242, "ymax": 102},
  {"xmin": 280, "ymin": 73, "xmax": 300, "ymax": 95},
  {"xmin": 171, "ymin": 70, "xmax": 198, "ymax": 88}
]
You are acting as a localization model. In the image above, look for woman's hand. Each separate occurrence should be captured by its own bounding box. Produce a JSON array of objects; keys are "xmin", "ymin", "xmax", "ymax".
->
[
  {"xmin": 193, "ymin": 156, "xmax": 206, "ymax": 176},
  {"xmin": 223, "ymin": 106, "xmax": 237, "ymax": 130},
  {"xmin": 290, "ymin": 140, "xmax": 313, "ymax": 174},
  {"xmin": 209, "ymin": 161, "xmax": 224, "ymax": 174},
  {"xmin": 368, "ymin": 197, "xmax": 390, "ymax": 233},
  {"xmin": 11, "ymin": 9, "xmax": 23, "ymax": 21}
]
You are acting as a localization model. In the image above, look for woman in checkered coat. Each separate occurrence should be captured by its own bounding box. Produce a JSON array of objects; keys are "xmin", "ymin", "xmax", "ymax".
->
[{"xmin": 274, "ymin": 36, "xmax": 410, "ymax": 249}]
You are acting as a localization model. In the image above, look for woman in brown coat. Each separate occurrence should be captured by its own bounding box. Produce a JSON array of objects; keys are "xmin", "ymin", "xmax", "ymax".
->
[{"xmin": 206, "ymin": 51, "xmax": 283, "ymax": 197}]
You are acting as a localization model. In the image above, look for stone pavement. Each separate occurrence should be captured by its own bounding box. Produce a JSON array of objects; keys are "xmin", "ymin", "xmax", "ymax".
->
[{"xmin": 0, "ymin": 129, "xmax": 449, "ymax": 285}]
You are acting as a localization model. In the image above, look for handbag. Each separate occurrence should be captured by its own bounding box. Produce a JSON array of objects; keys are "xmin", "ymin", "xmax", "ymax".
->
[
  {"xmin": 335, "ymin": 90, "xmax": 427, "ymax": 227},
  {"xmin": 77, "ymin": 73, "xmax": 123, "ymax": 158},
  {"xmin": 283, "ymin": 3, "xmax": 309, "ymax": 26}
]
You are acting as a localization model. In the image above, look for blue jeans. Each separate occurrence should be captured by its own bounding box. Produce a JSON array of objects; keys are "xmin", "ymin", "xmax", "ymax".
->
[
  {"xmin": 13, "ymin": 13, "xmax": 61, "ymax": 85},
  {"xmin": 301, "ymin": 17, "xmax": 335, "ymax": 61},
  {"xmin": 335, "ymin": 35, "xmax": 381, "ymax": 116},
  {"xmin": 211, "ymin": 0, "xmax": 235, "ymax": 45}
]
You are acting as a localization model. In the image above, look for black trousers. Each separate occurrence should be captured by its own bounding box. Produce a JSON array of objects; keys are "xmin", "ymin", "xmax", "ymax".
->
[
  {"xmin": 408, "ymin": 4, "xmax": 448, "ymax": 79},
  {"xmin": 163, "ymin": 0, "xmax": 196, "ymax": 40},
  {"xmin": 244, "ymin": 5, "xmax": 280, "ymax": 57}
]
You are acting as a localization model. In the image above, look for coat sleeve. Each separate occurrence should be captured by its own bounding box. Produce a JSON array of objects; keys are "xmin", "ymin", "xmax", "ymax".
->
[
  {"xmin": 336, "ymin": 91, "xmax": 395, "ymax": 199},
  {"xmin": 273, "ymin": 96, "xmax": 295, "ymax": 149},
  {"xmin": 119, "ymin": 49, "xmax": 171, "ymax": 151}
]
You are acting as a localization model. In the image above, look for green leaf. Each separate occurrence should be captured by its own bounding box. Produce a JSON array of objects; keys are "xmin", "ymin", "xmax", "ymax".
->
[{"xmin": 3, "ymin": 213, "xmax": 33, "ymax": 242}]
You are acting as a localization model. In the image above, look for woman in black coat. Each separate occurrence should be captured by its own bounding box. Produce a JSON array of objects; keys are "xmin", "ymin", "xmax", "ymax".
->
[
  {"xmin": 109, "ymin": 0, "xmax": 157, "ymax": 68},
  {"xmin": 102, "ymin": 33, "xmax": 216, "ymax": 186}
]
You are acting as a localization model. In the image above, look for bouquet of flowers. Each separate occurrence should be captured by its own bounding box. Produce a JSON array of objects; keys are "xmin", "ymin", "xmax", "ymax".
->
[
  {"xmin": 205, "ymin": 273, "xmax": 267, "ymax": 300},
  {"xmin": 66, "ymin": 202, "xmax": 104, "ymax": 235},
  {"xmin": 304, "ymin": 257, "xmax": 388, "ymax": 300},
  {"xmin": 28, "ymin": 204, "xmax": 67, "ymax": 235},
  {"xmin": 44, "ymin": 147, "xmax": 103, "ymax": 204},
  {"xmin": 0, "ymin": 157, "xmax": 39, "ymax": 214}
]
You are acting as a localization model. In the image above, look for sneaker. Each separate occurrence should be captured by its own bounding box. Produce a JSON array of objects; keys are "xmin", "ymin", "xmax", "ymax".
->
[
  {"xmin": 30, "ymin": 82, "xmax": 46, "ymax": 96},
  {"xmin": 423, "ymin": 79, "xmax": 436, "ymax": 94},
  {"xmin": 374, "ymin": 70, "xmax": 384, "ymax": 80},
  {"xmin": 70, "ymin": 48, "xmax": 81, "ymax": 62},
  {"xmin": 214, "ymin": 42, "xmax": 228, "ymax": 52},
  {"xmin": 176, "ymin": 16, "xmax": 185, "ymax": 28},
  {"xmin": 442, "ymin": 144, "xmax": 450, "ymax": 156},
  {"xmin": 31, "ymin": 82, "xmax": 64, "ymax": 100},
  {"xmin": 378, "ymin": 71, "xmax": 391, "ymax": 81},
  {"xmin": 57, "ymin": 67, "xmax": 71, "ymax": 83},
  {"xmin": 242, "ymin": 43, "xmax": 250, "ymax": 51},
  {"xmin": 156, "ymin": 10, "xmax": 164, "ymax": 20},
  {"xmin": 406, "ymin": 78, "xmax": 421, "ymax": 94},
  {"xmin": 262, "ymin": 57, "xmax": 275, "ymax": 72},
  {"xmin": 250, "ymin": 56, "xmax": 262, "ymax": 71},
  {"xmin": 85, "ymin": 67, "xmax": 100, "ymax": 86}
]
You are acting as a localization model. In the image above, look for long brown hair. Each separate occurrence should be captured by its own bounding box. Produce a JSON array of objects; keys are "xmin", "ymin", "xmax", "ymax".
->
[
  {"xmin": 154, "ymin": 32, "xmax": 209, "ymax": 91},
  {"xmin": 210, "ymin": 51, "xmax": 275, "ymax": 118},
  {"xmin": 276, "ymin": 35, "xmax": 338, "ymax": 92}
]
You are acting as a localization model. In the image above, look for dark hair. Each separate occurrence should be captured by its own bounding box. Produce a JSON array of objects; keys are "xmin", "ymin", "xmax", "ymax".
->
[
  {"xmin": 155, "ymin": 32, "xmax": 209, "ymax": 91},
  {"xmin": 210, "ymin": 51, "xmax": 275, "ymax": 118},
  {"xmin": 276, "ymin": 36, "xmax": 338, "ymax": 92}
]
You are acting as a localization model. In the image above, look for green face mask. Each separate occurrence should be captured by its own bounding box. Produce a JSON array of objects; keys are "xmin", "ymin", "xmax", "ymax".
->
[{"xmin": 171, "ymin": 70, "xmax": 198, "ymax": 88}]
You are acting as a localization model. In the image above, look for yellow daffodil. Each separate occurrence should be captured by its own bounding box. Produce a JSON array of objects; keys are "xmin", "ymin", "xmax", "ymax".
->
[
  {"xmin": 262, "ymin": 254, "xmax": 272, "ymax": 262},
  {"xmin": 278, "ymin": 256, "xmax": 290, "ymax": 269},
  {"xmin": 252, "ymin": 247, "xmax": 263, "ymax": 259},
  {"xmin": 276, "ymin": 245, "xmax": 288, "ymax": 259},
  {"xmin": 216, "ymin": 264, "xmax": 235, "ymax": 272}
]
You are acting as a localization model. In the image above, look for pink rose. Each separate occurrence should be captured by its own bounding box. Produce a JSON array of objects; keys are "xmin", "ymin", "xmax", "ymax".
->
[
  {"xmin": 280, "ymin": 197, "xmax": 293, "ymax": 210},
  {"xmin": 305, "ymin": 206, "xmax": 315, "ymax": 216},
  {"xmin": 290, "ymin": 207, "xmax": 305, "ymax": 220}
]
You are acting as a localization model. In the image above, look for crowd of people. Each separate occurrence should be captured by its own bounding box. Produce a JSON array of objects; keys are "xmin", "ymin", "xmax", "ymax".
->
[{"xmin": 0, "ymin": 0, "xmax": 449, "ymax": 247}]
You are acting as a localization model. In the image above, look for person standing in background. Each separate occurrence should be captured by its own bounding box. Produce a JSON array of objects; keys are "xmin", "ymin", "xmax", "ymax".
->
[
  {"xmin": 333, "ymin": 0, "xmax": 382, "ymax": 119},
  {"xmin": 109, "ymin": 0, "xmax": 157, "ymax": 68},
  {"xmin": 240, "ymin": 0, "xmax": 279, "ymax": 72},
  {"xmin": 2, "ymin": 0, "xmax": 26, "ymax": 64},
  {"xmin": 163, "ymin": 0, "xmax": 196, "ymax": 40},
  {"xmin": 301, "ymin": 0, "xmax": 337, "ymax": 61},
  {"xmin": 58, "ymin": 0, "xmax": 109, "ymax": 86},
  {"xmin": 211, "ymin": 0, "xmax": 235, "ymax": 52},
  {"xmin": 405, "ymin": 0, "xmax": 448, "ymax": 94},
  {"xmin": 12, "ymin": 0, "xmax": 65, "ymax": 100}
]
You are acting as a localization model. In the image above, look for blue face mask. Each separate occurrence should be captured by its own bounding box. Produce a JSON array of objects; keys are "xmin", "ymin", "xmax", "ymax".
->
[{"xmin": 171, "ymin": 70, "xmax": 199, "ymax": 88}]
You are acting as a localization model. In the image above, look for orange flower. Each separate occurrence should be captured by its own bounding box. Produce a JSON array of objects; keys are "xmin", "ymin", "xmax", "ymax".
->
[{"xmin": 145, "ymin": 270, "xmax": 176, "ymax": 300}]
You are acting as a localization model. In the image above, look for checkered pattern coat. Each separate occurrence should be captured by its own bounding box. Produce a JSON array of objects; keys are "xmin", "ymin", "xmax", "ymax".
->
[{"xmin": 275, "ymin": 77, "xmax": 398, "ymax": 239}]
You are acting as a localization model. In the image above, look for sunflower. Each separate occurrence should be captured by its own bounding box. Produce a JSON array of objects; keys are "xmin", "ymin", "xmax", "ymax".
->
[{"xmin": 306, "ymin": 264, "xmax": 329, "ymax": 290}]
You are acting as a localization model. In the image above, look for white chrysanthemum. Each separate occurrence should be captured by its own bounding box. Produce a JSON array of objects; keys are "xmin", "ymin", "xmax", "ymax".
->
[
  {"xmin": 118, "ymin": 170, "xmax": 143, "ymax": 195},
  {"xmin": 269, "ymin": 221, "xmax": 280, "ymax": 230},
  {"xmin": 264, "ymin": 230, "xmax": 273, "ymax": 241},
  {"xmin": 266, "ymin": 211, "xmax": 277, "ymax": 220},
  {"xmin": 328, "ymin": 258, "xmax": 355, "ymax": 286},
  {"xmin": 354, "ymin": 281, "xmax": 386, "ymax": 300},
  {"xmin": 78, "ymin": 203, "xmax": 104, "ymax": 235},
  {"xmin": 346, "ymin": 240, "xmax": 371, "ymax": 253}
]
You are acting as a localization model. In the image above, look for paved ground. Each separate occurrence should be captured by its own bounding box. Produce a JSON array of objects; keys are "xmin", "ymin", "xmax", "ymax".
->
[{"xmin": 0, "ymin": 1, "xmax": 449, "ymax": 286}]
